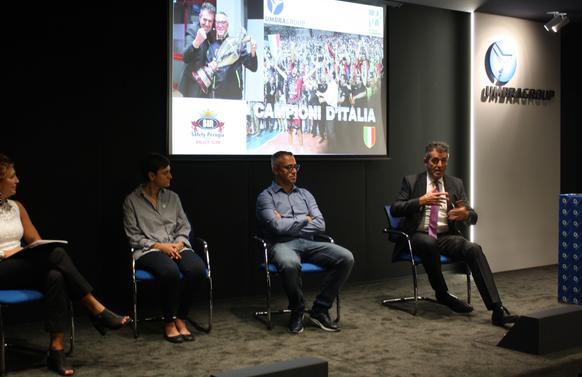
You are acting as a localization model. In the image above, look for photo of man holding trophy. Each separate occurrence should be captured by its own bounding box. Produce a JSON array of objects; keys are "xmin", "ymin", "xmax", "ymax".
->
[
  {"xmin": 202, "ymin": 11, "xmax": 258, "ymax": 100},
  {"xmin": 178, "ymin": 2, "xmax": 216, "ymax": 98}
]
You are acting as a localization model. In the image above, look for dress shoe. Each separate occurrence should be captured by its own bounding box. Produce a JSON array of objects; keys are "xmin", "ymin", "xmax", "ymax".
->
[
  {"xmin": 309, "ymin": 309, "xmax": 340, "ymax": 332},
  {"xmin": 164, "ymin": 334, "xmax": 184, "ymax": 343},
  {"xmin": 47, "ymin": 349, "xmax": 74, "ymax": 376},
  {"xmin": 90, "ymin": 308, "xmax": 131, "ymax": 336},
  {"xmin": 436, "ymin": 292, "xmax": 474, "ymax": 313},
  {"xmin": 492, "ymin": 305, "xmax": 518, "ymax": 327},
  {"xmin": 288, "ymin": 311, "xmax": 304, "ymax": 334}
]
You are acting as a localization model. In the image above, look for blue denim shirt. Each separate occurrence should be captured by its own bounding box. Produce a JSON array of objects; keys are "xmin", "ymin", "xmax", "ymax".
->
[{"xmin": 256, "ymin": 181, "xmax": 325, "ymax": 242}]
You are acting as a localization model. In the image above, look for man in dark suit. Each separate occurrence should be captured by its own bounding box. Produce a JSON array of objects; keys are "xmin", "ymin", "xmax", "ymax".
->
[
  {"xmin": 391, "ymin": 141, "xmax": 517, "ymax": 326},
  {"xmin": 178, "ymin": 2, "xmax": 216, "ymax": 98}
]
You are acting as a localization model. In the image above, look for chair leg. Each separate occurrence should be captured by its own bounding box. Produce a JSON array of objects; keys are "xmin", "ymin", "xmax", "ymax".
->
[
  {"xmin": 132, "ymin": 280, "xmax": 139, "ymax": 339},
  {"xmin": 253, "ymin": 269, "xmax": 274, "ymax": 330},
  {"xmin": 466, "ymin": 271, "xmax": 472, "ymax": 305},
  {"xmin": 412, "ymin": 263, "xmax": 419, "ymax": 316},
  {"xmin": 187, "ymin": 275, "xmax": 213, "ymax": 334},
  {"xmin": 381, "ymin": 261, "xmax": 435, "ymax": 314},
  {"xmin": 66, "ymin": 301, "xmax": 75, "ymax": 356},
  {"xmin": 335, "ymin": 295, "xmax": 341, "ymax": 323},
  {"xmin": 206, "ymin": 275, "xmax": 213, "ymax": 333},
  {"xmin": 265, "ymin": 270, "xmax": 272, "ymax": 330}
]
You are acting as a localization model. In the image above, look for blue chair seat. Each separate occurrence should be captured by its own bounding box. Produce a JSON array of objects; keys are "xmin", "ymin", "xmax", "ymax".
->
[
  {"xmin": 0, "ymin": 289, "xmax": 75, "ymax": 374},
  {"xmin": 394, "ymin": 254, "xmax": 454, "ymax": 264},
  {"xmin": 0, "ymin": 289, "xmax": 44, "ymax": 304},
  {"xmin": 382, "ymin": 204, "xmax": 471, "ymax": 315},
  {"xmin": 260, "ymin": 263, "xmax": 325, "ymax": 274},
  {"xmin": 253, "ymin": 234, "xmax": 341, "ymax": 330},
  {"xmin": 130, "ymin": 237, "xmax": 213, "ymax": 338}
]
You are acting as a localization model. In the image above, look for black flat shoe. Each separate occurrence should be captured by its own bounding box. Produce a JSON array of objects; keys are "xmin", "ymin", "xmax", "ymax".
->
[
  {"xmin": 90, "ymin": 308, "xmax": 130, "ymax": 336},
  {"xmin": 180, "ymin": 333, "xmax": 194, "ymax": 342},
  {"xmin": 47, "ymin": 349, "xmax": 74, "ymax": 376},
  {"xmin": 164, "ymin": 334, "xmax": 184, "ymax": 343}
]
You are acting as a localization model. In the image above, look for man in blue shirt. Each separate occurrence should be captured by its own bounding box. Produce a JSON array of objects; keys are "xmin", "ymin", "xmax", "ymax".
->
[{"xmin": 256, "ymin": 151, "xmax": 354, "ymax": 334}]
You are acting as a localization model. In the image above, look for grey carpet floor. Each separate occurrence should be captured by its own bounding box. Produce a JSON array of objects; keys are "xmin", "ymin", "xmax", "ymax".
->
[{"xmin": 3, "ymin": 265, "xmax": 582, "ymax": 376}]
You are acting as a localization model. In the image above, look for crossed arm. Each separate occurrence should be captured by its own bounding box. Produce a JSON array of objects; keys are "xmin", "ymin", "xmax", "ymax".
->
[{"xmin": 256, "ymin": 190, "xmax": 325, "ymax": 238}]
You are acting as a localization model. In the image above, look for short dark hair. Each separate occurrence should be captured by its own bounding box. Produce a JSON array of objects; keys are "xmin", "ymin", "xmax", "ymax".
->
[
  {"xmin": 200, "ymin": 2, "xmax": 216, "ymax": 16},
  {"xmin": 424, "ymin": 141, "xmax": 450, "ymax": 161},
  {"xmin": 141, "ymin": 153, "xmax": 170, "ymax": 182},
  {"xmin": 271, "ymin": 151, "xmax": 293, "ymax": 168},
  {"xmin": 0, "ymin": 153, "xmax": 14, "ymax": 181}
]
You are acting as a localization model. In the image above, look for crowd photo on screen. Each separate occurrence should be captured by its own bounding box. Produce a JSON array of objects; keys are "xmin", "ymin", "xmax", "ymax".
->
[{"xmin": 247, "ymin": 25, "xmax": 385, "ymax": 155}]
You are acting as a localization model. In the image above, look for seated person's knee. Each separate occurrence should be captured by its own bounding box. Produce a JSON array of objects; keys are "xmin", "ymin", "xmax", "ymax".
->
[
  {"xmin": 47, "ymin": 246, "xmax": 68, "ymax": 264},
  {"xmin": 46, "ymin": 269, "xmax": 66, "ymax": 286}
]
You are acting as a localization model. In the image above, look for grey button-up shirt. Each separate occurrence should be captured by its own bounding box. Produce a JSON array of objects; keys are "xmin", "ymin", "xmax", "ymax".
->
[
  {"xmin": 256, "ymin": 181, "xmax": 325, "ymax": 242},
  {"xmin": 123, "ymin": 186, "xmax": 191, "ymax": 260}
]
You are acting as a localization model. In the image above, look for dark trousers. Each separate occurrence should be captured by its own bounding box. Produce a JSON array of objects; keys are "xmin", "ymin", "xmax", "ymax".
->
[
  {"xmin": 135, "ymin": 249, "xmax": 206, "ymax": 321},
  {"xmin": 410, "ymin": 232, "xmax": 501, "ymax": 310},
  {"xmin": 0, "ymin": 245, "xmax": 93, "ymax": 332},
  {"xmin": 269, "ymin": 239, "xmax": 354, "ymax": 312}
]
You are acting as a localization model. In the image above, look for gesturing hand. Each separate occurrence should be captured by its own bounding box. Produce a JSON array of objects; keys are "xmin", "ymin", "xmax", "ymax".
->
[
  {"xmin": 448, "ymin": 201, "xmax": 469, "ymax": 221},
  {"xmin": 193, "ymin": 28, "xmax": 207, "ymax": 48},
  {"xmin": 419, "ymin": 190, "xmax": 449, "ymax": 207}
]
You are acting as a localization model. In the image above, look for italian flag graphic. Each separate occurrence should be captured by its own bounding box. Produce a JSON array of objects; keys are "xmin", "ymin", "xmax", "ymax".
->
[{"xmin": 363, "ymin": 126, "xmax": 376, "ymax": 149}]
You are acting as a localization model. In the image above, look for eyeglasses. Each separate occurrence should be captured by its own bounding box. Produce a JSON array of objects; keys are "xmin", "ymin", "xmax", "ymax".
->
[
  {"xmin": 215, "ymin": 20, "xmax": 228, "ymax": 25},
  {"xmin": 281, "ymin": 164, "xmax": 301, "ymax": 172}
]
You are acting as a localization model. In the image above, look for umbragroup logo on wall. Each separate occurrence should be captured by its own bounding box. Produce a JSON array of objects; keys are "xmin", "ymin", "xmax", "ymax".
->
[
  {"xmin": 485, "ymin": 40, "xmax": 517, "ymax": 86},
  {"xmin": 190, "ymin": 110, "xmax": 225, "ymax": 146},
  {"xmin": 481, "ymin": 39, "xmax": 554, "ymax": 103}
]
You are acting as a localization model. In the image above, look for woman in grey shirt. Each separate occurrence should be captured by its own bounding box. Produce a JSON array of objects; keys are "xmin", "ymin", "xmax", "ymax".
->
[{"xmin": 123, "ymin": 153, "xmax": 206, "ymax": 343}]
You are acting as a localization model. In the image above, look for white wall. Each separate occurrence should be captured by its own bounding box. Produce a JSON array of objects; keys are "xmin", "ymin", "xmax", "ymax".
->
[{"xmin": 473, "ymin": 13, "xmax": 560, "ymax": 272}]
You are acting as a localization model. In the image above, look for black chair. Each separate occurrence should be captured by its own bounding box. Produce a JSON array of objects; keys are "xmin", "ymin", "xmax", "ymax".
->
[
  {"xmin": 130, "ymin": 237, "xmax": 213, "ymax": 337},
  {"xmin": 252, "ymin": 235, "xmax": 340, "ymax": 330},
  {"xmin": 382, "ymin": 204, "xmax": 471, "ymax": 315},
  {"xmin": 0, "ymin": 290, "xmax": 74, "ymax": 375}
]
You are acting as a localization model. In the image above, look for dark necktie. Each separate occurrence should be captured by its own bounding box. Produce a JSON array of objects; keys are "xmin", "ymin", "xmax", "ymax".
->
[{"xmin": 428, "ymin": 181, "xmax": 440, "ymax": 239}]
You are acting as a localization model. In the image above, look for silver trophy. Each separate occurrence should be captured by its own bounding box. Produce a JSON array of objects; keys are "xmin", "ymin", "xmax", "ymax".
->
[{"xmin": 193, "ymin": 28, "xmax": 251, "ymax": 94}]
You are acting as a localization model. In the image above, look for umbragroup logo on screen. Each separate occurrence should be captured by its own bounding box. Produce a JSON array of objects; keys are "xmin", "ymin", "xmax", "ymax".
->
[{"xmin": 267, "ymin": 0, "xmax": 284, "ymax": 15}]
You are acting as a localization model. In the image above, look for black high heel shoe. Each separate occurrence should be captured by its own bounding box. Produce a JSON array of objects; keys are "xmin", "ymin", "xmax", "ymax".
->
[
  {"xmin": 47, "ymin": 349, "xmax": 74, "ymax": 376},
  {"xmin": 90, "ymin": 308, "xmax": 130, "ymax": 336}
]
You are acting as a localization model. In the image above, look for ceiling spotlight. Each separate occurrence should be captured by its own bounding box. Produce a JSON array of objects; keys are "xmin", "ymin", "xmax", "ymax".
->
[{"xmin": 544, "ymin": 11, "xmax": 569, "ymax": 32}]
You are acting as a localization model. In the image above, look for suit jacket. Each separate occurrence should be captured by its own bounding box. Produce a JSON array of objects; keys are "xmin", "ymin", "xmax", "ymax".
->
[
  {"xmin": 178, "ymin": 27, "xmax": 214, "ymax": 98},
  {"xmin": 390, "ymin": 172, "xmax": 477, "ymax": 258}
]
